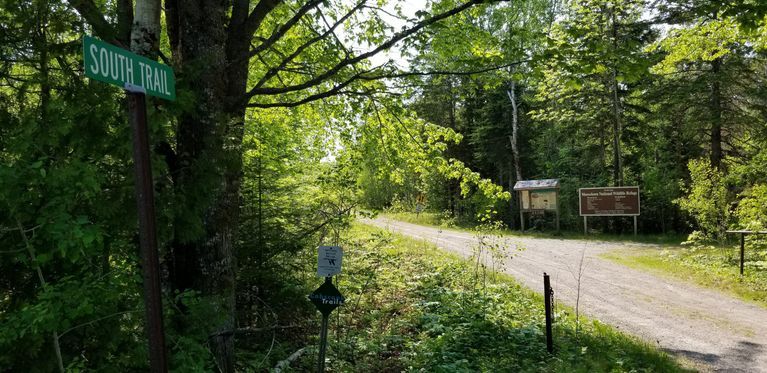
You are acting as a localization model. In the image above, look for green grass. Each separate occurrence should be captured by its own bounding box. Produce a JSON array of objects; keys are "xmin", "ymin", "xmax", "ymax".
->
[
  {"xmin": 381, "ymin": 211, "xmax": 687, "ymax": 246},
  {"xmin": 601, "ymin": 245, "xmax": 767, "ymax": 309},
  {"xmin": 277, "ymin": 223, "xmax": 692, "ymax": 372}
]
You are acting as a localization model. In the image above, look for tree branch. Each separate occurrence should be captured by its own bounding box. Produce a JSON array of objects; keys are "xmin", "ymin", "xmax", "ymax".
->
[
  {"xmin": 116, "ymin": 0, "xmax": 133, "ymax": 46},
  {"xmin": 248, "ymin": 60, "xmax": 525, "ymax": 109},
  {"xmin": 67, "ymin": 0, "xmax": 121, "ymax": 47},
  {"xmin": 251, "ymin": 0, "xmax": 365, "ymax": 90},
  {"xmin": 59, "ymin": 310, "xmax": 140, "ymax": 338},
  {"xmin": 248, "ymin": 70, "xmax": 370, "ymax": 108},
  {"xmin": 358, "ymin": 60, "xmax": 531, "ymax": 80},
  {"xmin": 208, "ymin": 324, "xmax": 300, "ymax": 338},
  {"xmin": 273, "ymin": 347, "xmax": 307, "ymax": 372},
  {"xmin": 243, "ymin": 0, "xmax": 493, "ymax": 100},
  {"xmin": 248, "ymin": 0, "xmax": 325, "ymax": 57},
  {"xmin": 245, "ymin": 0, "xmax": 284, "ymax": 38}
]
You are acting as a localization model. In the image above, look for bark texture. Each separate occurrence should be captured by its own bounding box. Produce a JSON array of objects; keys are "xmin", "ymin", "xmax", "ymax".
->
[
  {"xmin": 169, "ymin": 2, "xmax": 240, "ymax": 371},
  {"xmin": 507, "ymin": 80, "xmax": 522, "ymax": 182}
]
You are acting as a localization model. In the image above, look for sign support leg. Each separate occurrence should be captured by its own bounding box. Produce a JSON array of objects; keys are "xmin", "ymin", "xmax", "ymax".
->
[
  {"xmin": 554, "ymin": 191, "xmax": 560, "ymax": 233},
  {"xmin": 633, "ymin": 216, "xmax": 637, "ymax": 236},
  {"xmin": 740, "ymin": 233, "xmax": 745, "ymax": 276},
  {"xmin": 316, "ymin": 312, "xmax": 329, "ymax": 372},
  {"xmin": 128, "ymin": 92, "xmax": 168, "ymax": 372},
  {"xmin": 583, "ymin": 216, "xmax": 587, "ymax": 235}
]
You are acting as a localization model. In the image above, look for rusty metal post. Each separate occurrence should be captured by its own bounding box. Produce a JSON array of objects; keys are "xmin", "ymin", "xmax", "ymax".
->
[
  {"xmin": 128, "ymin": 92, "xmax": 168, "ymax": 372},
  {"xmin": 543, "ymin": 272, "xmax": 553, "ymax": 353},
  {"xmin": 740, "ymin": 233, "xmax": 745, "ymax": 276}
]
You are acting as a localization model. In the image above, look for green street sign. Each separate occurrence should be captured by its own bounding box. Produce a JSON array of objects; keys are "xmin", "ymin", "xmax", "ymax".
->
[{"xmin": 83, "ymin": 35, "xmax": 175, "ymax": 101}]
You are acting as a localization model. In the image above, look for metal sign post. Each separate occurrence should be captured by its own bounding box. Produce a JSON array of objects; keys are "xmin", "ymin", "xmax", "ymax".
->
[
  {"xmin": 83, "ymin": 35, "xmax": 176, "ymax": 372},
  {"xmin": 308, "ymin": 277, "xmax": 345, "ymax": 372},
  {"xmin": 128, "ymin": 92, "xmax": 168, "ymax": 372},
  {"xmin": 309, "ymin": 246, "xmax": 345, "ymax": 372}
]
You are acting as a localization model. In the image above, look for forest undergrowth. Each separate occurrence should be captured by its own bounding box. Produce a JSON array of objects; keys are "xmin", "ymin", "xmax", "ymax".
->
[{"xmin": 243, "ymin": 223, "xmax": 690, "ymax": 372}]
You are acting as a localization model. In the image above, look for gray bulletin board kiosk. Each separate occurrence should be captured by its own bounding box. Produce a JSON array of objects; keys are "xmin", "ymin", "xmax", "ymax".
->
[{"xmin": 513, "ymin": 179, "xmax": 560, "ymax": 232}]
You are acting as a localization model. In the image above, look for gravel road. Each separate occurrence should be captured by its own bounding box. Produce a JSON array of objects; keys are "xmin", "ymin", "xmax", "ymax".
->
[{"xmin": 366, "ymin": 217, "xmax": 767, "ymax": 372}]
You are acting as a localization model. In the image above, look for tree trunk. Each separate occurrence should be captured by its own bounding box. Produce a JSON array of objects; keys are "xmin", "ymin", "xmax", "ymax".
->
[
  {"xmin": 507, "ymin": 80, "xmax": 522, "ymax": 182},
  {"xmin": 710, "ymin": 57, "xmax": 723, "ymax": 169},
  {"xmin": 168, "ymin": 2, "xmax": 238, "ymax": 371},
  {"xmin": 130, "ymin": 0, "xmax": 161, "ymax": 58},
  {"xmin": 609, "ymin": 6, "xmax": 623, "ymax": 187}
]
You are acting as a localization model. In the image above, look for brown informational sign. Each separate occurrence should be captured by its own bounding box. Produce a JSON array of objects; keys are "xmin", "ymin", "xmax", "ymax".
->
[{"xmin": 579, "ymin": 186, "xmax": 640, "ymax": 216}]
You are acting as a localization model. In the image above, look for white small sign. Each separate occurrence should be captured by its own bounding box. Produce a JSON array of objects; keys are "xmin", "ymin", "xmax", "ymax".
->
[{"xmin": 317, "ymin": 246, "xmax": 343, "ymax": 277}]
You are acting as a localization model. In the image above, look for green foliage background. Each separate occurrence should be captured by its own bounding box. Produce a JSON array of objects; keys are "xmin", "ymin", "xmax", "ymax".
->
[{"xmin": 1, "ymin": 0, "xmax": 767, "ymax": 370}]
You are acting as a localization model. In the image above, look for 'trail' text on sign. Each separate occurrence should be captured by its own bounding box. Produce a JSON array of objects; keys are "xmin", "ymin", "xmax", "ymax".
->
[{"xmin": 83, "ymin": 36, "xmax": 175, "ymax": 101}]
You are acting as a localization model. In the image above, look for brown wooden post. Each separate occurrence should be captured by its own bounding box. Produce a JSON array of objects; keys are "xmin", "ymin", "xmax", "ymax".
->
[
  {"xmin": 519, "ymin": 192, "xmax": 525, "ymax": 232},
  {"xmin": 555, "ymin": 190, "xmax": 560, "ymax": 233}
]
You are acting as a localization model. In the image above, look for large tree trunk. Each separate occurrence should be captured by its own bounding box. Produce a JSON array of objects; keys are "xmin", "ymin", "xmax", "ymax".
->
[{"xmin": 165, "ymin": 1, "xmax": 239, "ymax": 371}]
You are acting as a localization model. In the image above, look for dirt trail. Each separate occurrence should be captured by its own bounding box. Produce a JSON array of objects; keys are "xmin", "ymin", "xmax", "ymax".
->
[{"xmin": 367, "ymin": 218, "xmax": 767, "ymax": 372}]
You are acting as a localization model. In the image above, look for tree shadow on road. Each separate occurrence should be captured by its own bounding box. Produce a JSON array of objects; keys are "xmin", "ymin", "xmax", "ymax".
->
[{"xmin": 665, "ymin": 340, "xmax": 764, "ymax": 372}]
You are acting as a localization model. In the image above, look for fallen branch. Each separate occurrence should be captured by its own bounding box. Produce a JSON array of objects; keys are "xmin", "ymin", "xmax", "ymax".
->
[
  {"xmin": 273, "ymin": 347, "xmax": 308, "ymax": 372},
  {"xmin": 208, "ymin": 324, "xmax": 300, "ymax": 338}
]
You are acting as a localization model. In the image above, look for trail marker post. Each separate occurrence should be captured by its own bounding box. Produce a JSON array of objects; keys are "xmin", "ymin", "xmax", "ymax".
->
[
  {"xmin": 309, "ymin": 246, "xmax": 345, "ymax": 372},
  {"xmin": 83, "ymin": 35, "xmax": 175, "ymax": 372}
]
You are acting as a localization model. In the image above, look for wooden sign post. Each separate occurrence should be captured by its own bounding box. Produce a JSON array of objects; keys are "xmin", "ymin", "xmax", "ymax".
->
[{"xmin": 83, "ymin": 35, "xmax": 175, "ymax": 372}]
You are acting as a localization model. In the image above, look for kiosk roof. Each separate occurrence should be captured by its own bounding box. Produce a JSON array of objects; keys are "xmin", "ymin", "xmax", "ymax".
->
[{"xmin": 513, "ymin": 179, "xmax": 560, "ymax": 191}]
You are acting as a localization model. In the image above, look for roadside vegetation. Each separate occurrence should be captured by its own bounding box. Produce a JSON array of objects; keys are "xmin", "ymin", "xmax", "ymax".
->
[
  {"xmin": 252, "ymin": 223, "xmax": 690, "ymax": 372},
  {"xmin": 596, "ymin": 161, "xmax": 767, "ymax": 309},
  {"xmin": 602, "ymin": 243, "xmax": 767, "ymax": 309}
]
